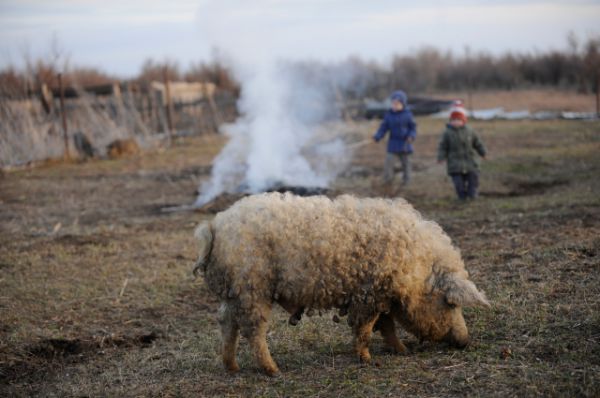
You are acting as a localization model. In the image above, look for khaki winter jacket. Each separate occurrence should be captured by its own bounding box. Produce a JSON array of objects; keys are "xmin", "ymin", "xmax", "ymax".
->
[{"xmin": 437, "ymin": 124, "xmax": 486, "ymax": 175}]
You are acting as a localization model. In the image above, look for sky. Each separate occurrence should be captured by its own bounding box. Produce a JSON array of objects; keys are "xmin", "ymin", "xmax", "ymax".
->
[{"xmin": 1, "ymin": 0, "xmax": 599, "ymax": 78}]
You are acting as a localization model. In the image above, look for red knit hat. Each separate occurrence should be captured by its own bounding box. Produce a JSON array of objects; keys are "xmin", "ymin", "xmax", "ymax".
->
[
  {"xmin": 450, "ymin": 110, "xmax": 467, "ymax": 123},
  {"xmin": 449, "ymin": 99, "xmax": 467, "ymax": 122}
]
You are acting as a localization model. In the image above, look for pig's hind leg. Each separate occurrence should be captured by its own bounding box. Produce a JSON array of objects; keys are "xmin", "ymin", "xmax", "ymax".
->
[
  {"xmin": 241, "ymin": 301, "xmax": 280, "ymax": 376},
  {"xmin": 374, "ymin": 313, "xmax": 408, "ymax": 354},
  {"xmin": 218, "ymin": 301, "xmax": 241, "ymax": 373}
]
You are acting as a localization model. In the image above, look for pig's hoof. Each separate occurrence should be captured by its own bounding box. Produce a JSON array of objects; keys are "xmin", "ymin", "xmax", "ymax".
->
[
  {"xmin": 263, "ymin": 366, "xmax": 280, "ymax": 377},
  {"xmin": 225, "ymin": 363, "xmax": 240, "ymax": 373},
  {"xmin": 358, "ymin": 352, "xmax": 372, "ymax": 364},
  {"xmin": 393, "ymin": 341, "xmax": 409, "ymax": 354}
]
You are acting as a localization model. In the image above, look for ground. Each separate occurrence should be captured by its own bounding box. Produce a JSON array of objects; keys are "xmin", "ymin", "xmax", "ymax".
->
[
  {"xmin": 431, "ymin": 88, "xmax": 598, "ymax": 112},
  {"xmin": 1, "ymin": 117, "xmax": 599, "ymax": 397}
]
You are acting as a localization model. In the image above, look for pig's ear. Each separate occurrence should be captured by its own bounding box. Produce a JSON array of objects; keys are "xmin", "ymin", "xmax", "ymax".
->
[{"xmin": 444, "ymin": 274, "xmax": 490, "ymax": 308}]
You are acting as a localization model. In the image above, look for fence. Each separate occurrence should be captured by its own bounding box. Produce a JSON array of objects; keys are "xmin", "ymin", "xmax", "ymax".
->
[{"xmin": 0, "ymin": 77, "xmax": 237, "ymax": 168}]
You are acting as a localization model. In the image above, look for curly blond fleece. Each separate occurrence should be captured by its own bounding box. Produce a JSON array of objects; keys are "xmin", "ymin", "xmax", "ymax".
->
[{"xmin": 195, "ymin": 192, "xmax": 489, "ymax": 375}]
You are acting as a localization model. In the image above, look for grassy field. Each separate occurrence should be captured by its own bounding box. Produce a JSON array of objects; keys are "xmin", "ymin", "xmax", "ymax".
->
[
  {"xmin": 430, "ymin": 89, "xmax": 598, "ymax": 112},
  {"xmin": 1, "ymin": 118, "xmax": 599, "ymax": 397}
]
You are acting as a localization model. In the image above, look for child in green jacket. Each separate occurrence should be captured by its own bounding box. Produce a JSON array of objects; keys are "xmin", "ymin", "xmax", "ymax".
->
[{"xmin": 437, "ymin": 109, "xmax": 486, "ymax": 200}]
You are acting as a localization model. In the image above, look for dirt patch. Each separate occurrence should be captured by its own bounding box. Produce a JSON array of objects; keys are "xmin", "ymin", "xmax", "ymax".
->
[
  {"xmin": 27, "ymin": 338, "xmax": 89, "ymax": 360},
  {"xmin": 27, "ymin": 332, "xmax": 161, "ymax": 360},
  {"xmin": 53, "ymin": 233, "xmax": 112, "ymax": 247},
  {"xmin": 511, "ymin": 179, "xmax": 569, "ymax": 195},
  {"xmin": 481, "ymin": 178, "xmax": 569, "ymax": 198},
  {"xmin": 0, "ymin": 332, "xmax": 161, "ymax": 386}
]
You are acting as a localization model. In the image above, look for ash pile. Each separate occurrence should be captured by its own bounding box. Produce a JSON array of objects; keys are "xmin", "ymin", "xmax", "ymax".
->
[{"xmin": 196, "ymin": 183, "xmax": 333, "ymax": 213}]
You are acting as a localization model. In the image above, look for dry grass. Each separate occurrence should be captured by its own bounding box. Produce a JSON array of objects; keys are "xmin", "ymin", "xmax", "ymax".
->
[
  {"xmin": 1, "ymin": 118, "xmax": 599, "ymax": 397},
  {"xmin": 429, "ymin": 89, "xmax": 598, "ymax": 112}
]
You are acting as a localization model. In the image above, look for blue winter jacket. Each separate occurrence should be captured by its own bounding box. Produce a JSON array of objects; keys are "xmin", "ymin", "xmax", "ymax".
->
[{"xmin": 373, "ymin": 107, "xmax": 417, "ymax": 154}]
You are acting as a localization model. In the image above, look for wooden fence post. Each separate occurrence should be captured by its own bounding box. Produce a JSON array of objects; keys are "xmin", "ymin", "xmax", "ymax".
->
[
  {"xmin": 58, "ymin": 73, "xmax": 70, "ymax": 159},
  {"xmin": 596, "ymin": 69, "xmax": 600, "ymax": 118},
  {"xmin": 204, "ymin": 83, "xmax": 221, "ymax": 133},
  {"xmin": 163, "ymin": 67, "xmax": 174, "ymax": 142},
  {"xmin": 150, "ymin": 89, "xmax": 158, "ymax": 130},
  {"xmin": 40, "ymin": 83, "xmax": 53, "ymax": 114},
  {"xmin": 112, "ymin": 82, "xmax": 124, "ymax": 127}
]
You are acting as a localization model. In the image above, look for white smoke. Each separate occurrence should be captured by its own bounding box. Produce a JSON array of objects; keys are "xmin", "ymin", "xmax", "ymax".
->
[{"xmin": 194, "ymin": 2, "xmax": 351, "ymax": 206}]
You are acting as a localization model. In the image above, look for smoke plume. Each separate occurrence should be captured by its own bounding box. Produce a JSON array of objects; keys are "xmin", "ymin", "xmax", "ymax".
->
[{"xmin": 194, "ymin": 2, "xmax": 351, "ymax": 206}]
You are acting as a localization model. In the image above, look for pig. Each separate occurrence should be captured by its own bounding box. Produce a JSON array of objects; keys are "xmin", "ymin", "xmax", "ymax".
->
[{"xmin": 193, "ymin": 193, "xmax": 489, "ymax": 375}]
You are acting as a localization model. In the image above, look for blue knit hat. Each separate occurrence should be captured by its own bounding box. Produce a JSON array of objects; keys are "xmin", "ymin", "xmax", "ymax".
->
[{"xmin": 390, "ymin": 90, "xmax": 407, "ymax": 105}]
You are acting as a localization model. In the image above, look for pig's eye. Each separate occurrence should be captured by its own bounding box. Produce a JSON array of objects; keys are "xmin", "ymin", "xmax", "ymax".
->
[{"xmin": 444, "ymin": 297, "xmax": 457, "ymax": 309}]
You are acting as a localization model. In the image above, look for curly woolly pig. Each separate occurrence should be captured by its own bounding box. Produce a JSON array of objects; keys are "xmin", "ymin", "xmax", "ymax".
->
[{"xmin": 193, "ymin": 193, "xmax": 489, "ymax": 375}]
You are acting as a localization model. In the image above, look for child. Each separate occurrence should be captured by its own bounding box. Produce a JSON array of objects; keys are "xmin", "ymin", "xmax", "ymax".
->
[
  {"xmin": 373, "ymin": 90, "xmax": 417, "ymax": 186},
  {"xmin": 437, "ymin": 107, "xmax": 487, "ymax": 200}
]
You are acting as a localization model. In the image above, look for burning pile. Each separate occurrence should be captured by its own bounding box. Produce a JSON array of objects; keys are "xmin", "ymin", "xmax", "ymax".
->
[
  {"xmin": 196, "ymin": 183, "xmax": 333, "ymax": 214},
  {"xmin": 194, "ymin": 61, "xmax": 349, "ymax": 209}
]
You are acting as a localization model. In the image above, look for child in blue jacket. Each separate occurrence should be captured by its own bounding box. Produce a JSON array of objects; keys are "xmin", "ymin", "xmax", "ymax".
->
[{"xmin": 373, "ymin": 90, "xmax": 417, "ymax": 186}]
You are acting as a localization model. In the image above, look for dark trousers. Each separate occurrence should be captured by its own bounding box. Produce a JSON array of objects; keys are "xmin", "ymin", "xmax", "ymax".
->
[
  {"xmin": 383, "ymin": 152, "xmax": 411, "ymax": 185},
  {"xmin": 450, "ymin": 172, "xmax": 479, "ymax": 200}
]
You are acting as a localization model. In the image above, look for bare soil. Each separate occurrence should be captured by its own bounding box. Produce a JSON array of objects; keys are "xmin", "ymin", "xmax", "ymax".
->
[{"xmin": 1, "ymin": 118, "xmax": 599, "ymax": 397}]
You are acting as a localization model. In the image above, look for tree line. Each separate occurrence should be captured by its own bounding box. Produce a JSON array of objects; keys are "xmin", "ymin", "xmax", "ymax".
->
[{"xmin": 1, "ymin": 34, "xmax": 598, "ymax": 100}]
